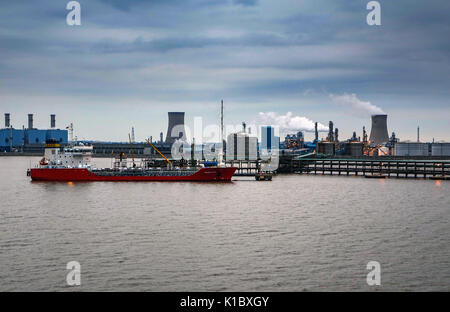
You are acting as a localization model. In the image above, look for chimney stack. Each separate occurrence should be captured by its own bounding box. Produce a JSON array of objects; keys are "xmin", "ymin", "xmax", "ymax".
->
[
  {"xmin": 28, "ymin": 114, "xmax": 34, "ymax": 129},
  {"xmin": 328, "ymin": 121, "xmax": 334, "ymax": 142},
  {"xmin": 5, "ymin": 113, "xmax": 10, "ymax": 128},
  {"xmin": 50, "ymin": 114, "xmax": 56, "ymax": 128},
  {"xmin": 314, "ymin": 122, "xmax": 318, "ymax": 142}
]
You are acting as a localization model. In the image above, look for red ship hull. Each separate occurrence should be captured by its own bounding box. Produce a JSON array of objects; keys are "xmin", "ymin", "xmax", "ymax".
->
[{"xmin": 29, "ymin": 167, "xmax": 237, "ymax": 182}]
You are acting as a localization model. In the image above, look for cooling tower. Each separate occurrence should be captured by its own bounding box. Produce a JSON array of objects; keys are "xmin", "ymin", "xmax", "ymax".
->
[
  {"xmin": 50, "ymin": 114, "xmax": 56, "ymax": 128},
  {"xmin": 165, "ymin": 112, "xmax": 186, "ymax": 144},
  {"xmin": 369, "ymin": 114, "xmax": 389, "ymax": 145},
  {"xmin": 5, "ymin": 113, "xmax": 10, "ymax": 128},
  {"xmin": 28, "ymin": 114, "xmax": 34, "ymax": 129}
]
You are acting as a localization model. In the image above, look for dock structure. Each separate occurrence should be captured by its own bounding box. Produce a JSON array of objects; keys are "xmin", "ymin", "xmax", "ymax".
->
[
  {"xmin": 296, "ymin": 157, "xmax": 450, "ymax": 179},
  {"xmin": 225, "ymin": 159, "xmax": 260, "ymax": 176}
]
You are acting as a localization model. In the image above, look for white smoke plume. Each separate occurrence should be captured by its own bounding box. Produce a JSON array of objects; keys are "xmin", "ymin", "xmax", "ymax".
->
[
  {"xmin": 258, "ymin": 112, "xmax": 328, "ymax": 133},
  {"xmin": 329, "ymin": 93, "xmax": 385, "ymax": 118}
]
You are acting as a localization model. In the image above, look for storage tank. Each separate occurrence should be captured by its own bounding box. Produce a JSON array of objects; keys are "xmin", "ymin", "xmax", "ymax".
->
[
  {"xmin": 317, "ymin": 142, "xmax": 336, "ymax": 155},
  {"xmin": 394, "ymin": 143, "xmax": 429, "ymax": 156},
  {"xmin": 431, "ymin": 143, "xmax": 450, "ymax": 156},
  {"xmin": 345, "ymin": 142, "xmax": 363, "ymax": 157}
]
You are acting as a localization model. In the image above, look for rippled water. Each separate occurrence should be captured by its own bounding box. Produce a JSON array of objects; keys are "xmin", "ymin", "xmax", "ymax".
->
[{"xmin": 0, "ymin": 157, "xmax": 449, "ymax": 291}]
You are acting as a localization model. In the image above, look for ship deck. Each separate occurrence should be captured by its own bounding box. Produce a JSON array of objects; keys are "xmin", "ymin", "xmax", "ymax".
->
[{"xmin": 90, "ymin": 168, "xmax": 199, "ymax": 177}]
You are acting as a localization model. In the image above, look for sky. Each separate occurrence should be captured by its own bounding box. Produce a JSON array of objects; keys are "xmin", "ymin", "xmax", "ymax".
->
[{"xmin": 0, "ymin": 0, "xmax": 449, "ymax": 142}]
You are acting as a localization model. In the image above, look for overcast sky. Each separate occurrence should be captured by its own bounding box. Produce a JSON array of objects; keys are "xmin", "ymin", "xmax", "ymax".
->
[{"xmin": 0, "ymin": 0, "xmax": 449, "ymax": 142}]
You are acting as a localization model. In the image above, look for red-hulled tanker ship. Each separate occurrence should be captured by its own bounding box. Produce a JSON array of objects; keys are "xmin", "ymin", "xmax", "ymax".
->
[{"xmin": 28, "ymin": 140, "xmax": 236, "ymax": 182}]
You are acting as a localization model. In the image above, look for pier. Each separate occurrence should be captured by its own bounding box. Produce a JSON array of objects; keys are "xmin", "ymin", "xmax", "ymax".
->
[
  {"xmin": 296, "ymin": 157, "xmax": 450, "ymax": 179},
  {"xmin": 225, "ymin": 160, "xmax": 260, "ymax": 176}
]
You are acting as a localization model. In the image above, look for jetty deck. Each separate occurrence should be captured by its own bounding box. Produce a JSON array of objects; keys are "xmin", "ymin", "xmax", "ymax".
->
[{"xmin": 297, "ymin": 158, "xmax": 450, "ymax": 179}]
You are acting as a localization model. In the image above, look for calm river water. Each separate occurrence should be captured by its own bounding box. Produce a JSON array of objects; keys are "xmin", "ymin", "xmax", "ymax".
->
[{"xmin": 0, "ymin": 157, "xmax": 449, "ymax": 291}]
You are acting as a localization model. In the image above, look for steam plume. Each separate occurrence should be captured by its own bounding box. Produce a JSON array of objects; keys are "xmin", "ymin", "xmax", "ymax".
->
[
  {"xmin": 258, "ymin": 112, "xmax": 327, "ymax": 133},
  {"xmin": 329, "ymin": 93, "xmax": 385, "ymax": 117}
]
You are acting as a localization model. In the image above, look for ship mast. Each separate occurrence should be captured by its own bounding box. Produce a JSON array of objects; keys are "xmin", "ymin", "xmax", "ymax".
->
[
  {"xmin": 128, "ymin": 133, "xmax": 136, "ymax": 167},
  {"xmin": 218, "ymin": 100, "xmax": 224, "ymax": 166}
]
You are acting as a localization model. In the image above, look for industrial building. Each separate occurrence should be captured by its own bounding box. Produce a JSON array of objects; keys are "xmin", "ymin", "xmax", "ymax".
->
[
  {"xmin": 0, "ymin": 113, "xmax": 68, "ymax": 152},
  {"xmin": 283, "ymin": 131, "xmax": 304, "ymax": 150},
  {"xmin": 90, "ymin": 141, "xmax": 173, "ymax": 158},
  {"xmin": 261, "ymin": 126, "xmax": 280, "ymax": 152},
  {"xmin": 226, "ymin": 131, "xmax": 258, "ymax": 161}
]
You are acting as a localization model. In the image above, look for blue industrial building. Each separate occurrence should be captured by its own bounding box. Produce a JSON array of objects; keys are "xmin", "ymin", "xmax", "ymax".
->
[
  {"xmin": 261, "ymin": 126, "xmax": 280, "ymax": 151},
  {"xmin": 1, "ymin": 113, "xmax": 68, "ymax": 152}
]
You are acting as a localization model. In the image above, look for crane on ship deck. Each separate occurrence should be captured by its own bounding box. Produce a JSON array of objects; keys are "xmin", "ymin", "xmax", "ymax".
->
[{"xmin": 145, "ymin": 138, "xmax": 172, "ymax": 167}]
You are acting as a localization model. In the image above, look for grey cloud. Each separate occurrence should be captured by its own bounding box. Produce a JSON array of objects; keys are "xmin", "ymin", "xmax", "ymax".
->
[
  {"xmin": 0, "ymin": 0, "xmax": 449, "ymax": 141},
  {"xmin": 233, "ymin": 0, "xmax": 258, "ymax": 6}
]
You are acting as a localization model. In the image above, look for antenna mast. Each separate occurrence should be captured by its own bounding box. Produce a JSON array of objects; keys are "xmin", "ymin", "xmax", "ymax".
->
[{"xmin": 221, "ymin": 100, "xmax": 224, "ymax": 143}]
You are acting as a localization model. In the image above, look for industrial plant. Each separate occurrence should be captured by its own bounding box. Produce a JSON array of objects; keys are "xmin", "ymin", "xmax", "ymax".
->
[
  {"xmin": 0, "ymin": 113, "xmax": 68, "ymax": 153},
  {"xmin": 2, "ymin": 109, "xmax": 450, "ymax": 179}
]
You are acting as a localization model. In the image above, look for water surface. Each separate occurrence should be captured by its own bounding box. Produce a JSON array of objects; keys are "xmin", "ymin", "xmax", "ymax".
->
[{"xmin": 0, "ymin": 157, "xmax": 449, "ymax": 291}]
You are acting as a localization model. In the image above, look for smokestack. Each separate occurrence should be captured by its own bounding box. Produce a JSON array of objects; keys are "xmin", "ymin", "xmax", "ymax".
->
[
  {"xmin": 417, "ymin": 126, "xmax": 420, "ymax": 143},
  {"xmin": 369, "ymin": 114, "xmax": 389, "ymax": 145},
  {"xmin": 160, "ymin": 132, "xmax": 163, "ymax": 143},
  {"xmin": 28, "ymin": 114, "xmax": 34, "ymax": 129},
  {"xmin": 5, "ymin": 113, "xmax": 10, "ymax": 128},
  {"xmin": 328, "ymin": 121, "xmax": 334, "ymax": 142},
  {"xmin": 314, "ymin": 122, "xmax": 318, "ymax": 142},
  {"xmin": 50, "ymin": 114, "xmax": 56, "ymax": 128},
  {"xmin": 165, "ymin": 112, "xmax": 186, "ymax": 144}
]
